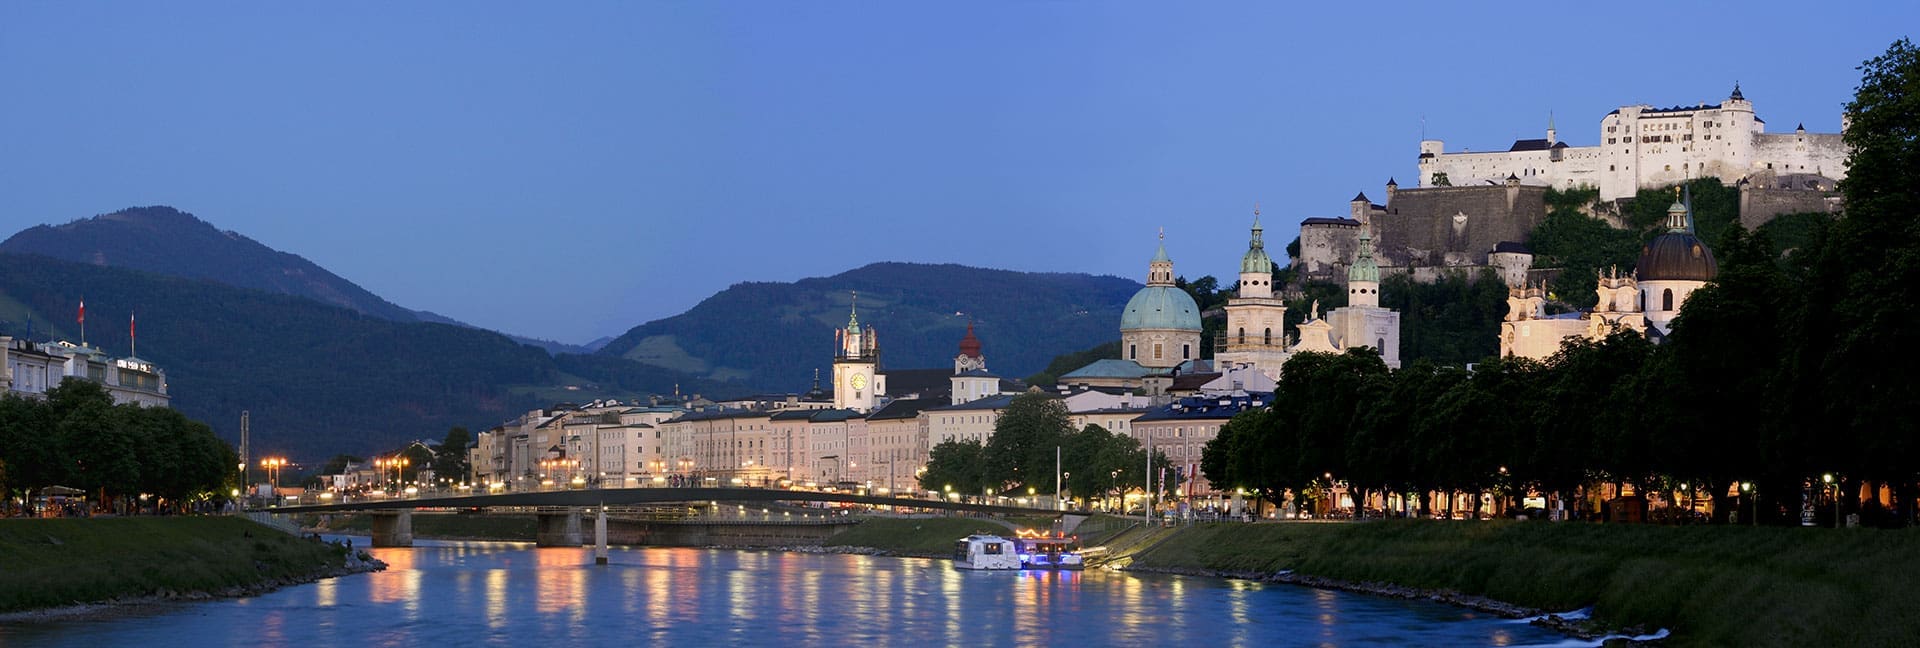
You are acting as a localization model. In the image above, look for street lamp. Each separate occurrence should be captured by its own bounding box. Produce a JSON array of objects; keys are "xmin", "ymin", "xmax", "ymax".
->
[
  {"xmin": 1741, "ymin": 482, "xmax": 1755, "ymax": 526},
  {"xmin": 1823, "ymin": 473, "xmax": 1837, "ymax": 529}
]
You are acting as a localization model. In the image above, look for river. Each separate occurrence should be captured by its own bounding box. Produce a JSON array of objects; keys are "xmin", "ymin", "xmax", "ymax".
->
[{"xmin": 2, "ymin": 539, "xmax": 1580, "ymax": 647}]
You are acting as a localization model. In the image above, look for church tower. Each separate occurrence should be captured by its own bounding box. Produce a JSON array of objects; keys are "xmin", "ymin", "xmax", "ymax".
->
[
  {"xmin": 1348, "ymin": 229, "xmax": 1380, "ymax": 308},
  {"xmin": 832, "ymin": 294, "xmax": 881, "ymax": 412},
  {"xmin": 1327, "ymin": 227, "xmax": 1401, "ymax": 368},
  {"xmin": 1217, "ymin": 209, "xmax": 1290, "ymax": 378}
]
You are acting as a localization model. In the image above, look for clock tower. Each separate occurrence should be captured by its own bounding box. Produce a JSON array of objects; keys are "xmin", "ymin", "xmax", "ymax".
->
[{"xmin": 832, "ymin": 294, "xmax": 881, "ymax": 411}]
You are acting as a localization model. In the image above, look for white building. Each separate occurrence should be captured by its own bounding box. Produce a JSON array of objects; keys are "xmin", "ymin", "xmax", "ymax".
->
[
  {"xmin": 1500, "ymin": 197, "xmax": 1716, "ymax": 359},
  {"xmin": 1, "ymin": 338, "xmax": 171, "ymax": 408},
  {"xmin": 1419, "ymin": 85, "xmax": 1847, "ymax": 200}
]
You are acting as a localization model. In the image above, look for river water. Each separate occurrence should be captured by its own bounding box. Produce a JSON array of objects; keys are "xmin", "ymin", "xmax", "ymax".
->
[{"xmin": 3, "ymin": 539, "xmax": 1578, "ymax": 647}]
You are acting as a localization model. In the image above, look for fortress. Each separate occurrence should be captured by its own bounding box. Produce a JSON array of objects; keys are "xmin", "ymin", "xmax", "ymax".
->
[
  {"xmin": 1417, "ymin": 84, "xmax": 1846, "ymax": 201},
  {"xmin": 1297, "ymin": 85, "xmax": 1844, "ymax": 288}
]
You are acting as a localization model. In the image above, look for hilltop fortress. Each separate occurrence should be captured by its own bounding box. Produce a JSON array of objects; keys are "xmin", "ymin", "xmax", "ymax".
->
[
  {"xmin": 1417, "ymin": 84, "xmax": 1845, "ymax": 201},
  {"xmin": 1298, "ymin": 85, "xmax": 1844, "ymax": 286}
]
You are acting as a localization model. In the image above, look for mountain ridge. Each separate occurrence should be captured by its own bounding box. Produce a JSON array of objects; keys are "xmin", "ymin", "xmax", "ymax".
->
[{"xmin": 0, "ymin": 206, "xmax": 594, "ymax": 354}]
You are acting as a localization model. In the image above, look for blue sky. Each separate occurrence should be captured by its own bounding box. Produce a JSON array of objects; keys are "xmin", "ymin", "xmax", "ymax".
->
[{"xmin": 2, "ymin": 3, "xmax": 1911, "ymax": 343}]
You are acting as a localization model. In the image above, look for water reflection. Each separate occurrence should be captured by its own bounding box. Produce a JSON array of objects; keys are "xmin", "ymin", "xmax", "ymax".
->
[{"xmin": 1, "ymin": 540, "xmax": 1574, "ymax": 648}]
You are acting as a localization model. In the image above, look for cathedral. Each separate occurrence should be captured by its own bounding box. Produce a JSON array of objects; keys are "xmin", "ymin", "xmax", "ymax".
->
[
  {"xmin": 1499, "ymin": 193, "xmax": 1718, "ymax": 359},
  {"xmin": 1064, "ymin": 220, "xmax": 1404, "ymax": 391}
]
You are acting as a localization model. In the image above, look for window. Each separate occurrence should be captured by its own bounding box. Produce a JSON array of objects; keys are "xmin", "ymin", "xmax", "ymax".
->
[
  {"xmin": 1377, "ymin": 337, "xmax": 1385, "ymax": 351},
  {"xmin": 1129, "ymin": 344, "xmax": 1136, "ymax": 359},
  {"xmin": 1153, "ymin": 343, "xmax": 1163, "ymax": 360},
  {"xmin": 1263, "ymin": 328, "xmax": 1272, "ymax": 344},
  {"xmin": 1182, "ymin": 344, "xmax": 1191, "ymax": 359},
  {"xmin": 1662, "ymin": 289, "xmax": 1674, "ymax": 311}
]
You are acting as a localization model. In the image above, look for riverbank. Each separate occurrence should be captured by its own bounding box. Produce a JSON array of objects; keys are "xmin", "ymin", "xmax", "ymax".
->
[
  {"xmin": 0, "ymin": 516, "xmax": 384, "ymax": 618},
  {"xmin": 1117, "ymin": 519, "xmax": 1920, "ymax": 647}
]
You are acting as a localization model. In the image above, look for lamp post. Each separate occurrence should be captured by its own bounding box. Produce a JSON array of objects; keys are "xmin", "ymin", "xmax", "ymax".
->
[
  {"xmin": 1823, "ymin": 473, "xmax": 1838, "ymax": 529},
  {"xmin": 1741, "ymin": 482, "xmax": 1755, "ymax": 527}
]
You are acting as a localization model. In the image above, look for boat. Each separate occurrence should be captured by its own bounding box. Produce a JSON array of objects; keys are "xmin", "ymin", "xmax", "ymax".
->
[
  {"xmin": 1015, "ymin": 529, "xmax": 1085, "ymax": 570},
  {"xmin": 952, "ymin": 534, "xmax": 1022, "ymax": 570}
]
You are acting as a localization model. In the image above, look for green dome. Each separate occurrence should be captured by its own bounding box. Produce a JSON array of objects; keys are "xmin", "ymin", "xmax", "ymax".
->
[
  {"xmin": 1348, "ymin": 230, "xmax": 1380, "ymax": 284},
  {"xmin": 1122, "ymin": 286, "xmax": 1202, "ymax": 331},
  {"xmin": 1242, "ymin": 247, "xmax": 1274, "ymax": 274}
]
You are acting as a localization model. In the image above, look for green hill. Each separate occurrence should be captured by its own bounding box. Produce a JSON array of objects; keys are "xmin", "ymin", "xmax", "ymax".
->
[
  {"xmin": 596, "ymin": 262, "xmax": 1141, "ymax": 388},
  {"xmin": 0, "ymin": 206, "xmax": 591, "ymax": 354},
  {"xmin": 0, "ymin": 253, "xmax": 731, "ymax": 464}
]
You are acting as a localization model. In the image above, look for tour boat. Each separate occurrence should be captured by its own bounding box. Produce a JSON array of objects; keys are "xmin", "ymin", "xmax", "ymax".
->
[
  {"xmin": 952, "ymin": 534, "xmax": 1022, "ymax": 570},
  {"xmin": 1014, "ymin": 530, "xmax": 1085, "ymax": 570}
]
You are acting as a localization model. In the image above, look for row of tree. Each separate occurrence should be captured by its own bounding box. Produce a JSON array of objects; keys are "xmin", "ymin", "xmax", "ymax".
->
[
  {"xmin": 0, "ymin": 380, "xmax": 236, "ymax": 513},
  {"xmin": 918, "ymin": 392, "xmax": 1177, "ymax": 506},
  {"xmin": 1203, "ymin": 39, "xmax": 1920, "ymax": 527}
]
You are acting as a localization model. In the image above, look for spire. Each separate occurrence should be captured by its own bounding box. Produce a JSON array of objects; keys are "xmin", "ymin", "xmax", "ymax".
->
[
  {"xmin": 1666, "ymin": 187, "xmax": 1690, "ymax": 231},
  {"xmin": 958, "ymin": 319, "xmax": 982, "ymax": 359},
  {"xmin": 1240, "ymin": 208, "xmax": 1274, "ymax": 276},
  {"xmin": 1730, "ymin": 81, "xmax": 1744, "ymax": 101},
  {"xmin": 846, "ymin": 291, "xmax": 860, "ymax": 330}
]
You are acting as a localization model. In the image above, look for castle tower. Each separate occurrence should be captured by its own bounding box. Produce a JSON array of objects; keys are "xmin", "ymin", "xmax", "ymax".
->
[
  {"xmin": 832, "ymin": 294, "xmax": 881, "ymax": 411},
  {"xmin": 1120, "ymin": 233, "xmax": 1202, "ymax": 369}
]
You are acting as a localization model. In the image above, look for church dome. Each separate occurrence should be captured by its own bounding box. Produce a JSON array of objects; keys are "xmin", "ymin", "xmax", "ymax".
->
[
  {"xmin": 1636, "ymin": 198, "xmax": 1718, "ymax": 282},
  {"xmin": 1636, "ymin": 231, "xmax": 1718, "ymax": 282},
  {"xmin": 1122, "ymin": 286, "xmax": 1202, "ymax": 332}
]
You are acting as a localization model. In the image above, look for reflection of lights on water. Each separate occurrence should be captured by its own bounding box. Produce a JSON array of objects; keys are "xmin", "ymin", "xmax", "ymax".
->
[{"xmin": 485, "ymin": 568, "xmax": 509, "ymax": 630}]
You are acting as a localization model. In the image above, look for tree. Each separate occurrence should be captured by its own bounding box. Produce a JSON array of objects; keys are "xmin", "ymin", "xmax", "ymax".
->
[
  {"xmin": 919, "ymin": 439, "xmax": 986, "ymax": 498},
  {"xmin": 984, "ymin": 392, "xmax": 1074, "ymax": 494},
  {"xmin": 434, "ymin": 427, "xmax": 472, "ymax": 483}
]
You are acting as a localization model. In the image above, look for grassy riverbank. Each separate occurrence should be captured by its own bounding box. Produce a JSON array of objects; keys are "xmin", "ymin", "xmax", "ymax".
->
[
  {"xmin": 824, "ymin": 517, "xmax": 1015, "ymax": 556},
  {"xmin": 0, "ymin": 517, "xmax": 357, "ymax": 614},
  {"xmin": 1128, "ymin": 520, "xmax": 1920, "ymax": 647}
]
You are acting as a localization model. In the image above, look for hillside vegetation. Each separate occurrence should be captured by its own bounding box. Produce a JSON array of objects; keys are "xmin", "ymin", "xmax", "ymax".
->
[
  {"xmin": 598, "ymin": 262, "xmax": 1140, "ymax": 388},
  {"xmin": 0, "ymin": 253, "xmax": 731, "ymax": 461}
]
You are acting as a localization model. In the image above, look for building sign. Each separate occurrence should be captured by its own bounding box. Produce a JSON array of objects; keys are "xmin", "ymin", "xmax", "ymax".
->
[{"xmin": 116, "ymin": 358, "xmax": 155, "ymax": 374}]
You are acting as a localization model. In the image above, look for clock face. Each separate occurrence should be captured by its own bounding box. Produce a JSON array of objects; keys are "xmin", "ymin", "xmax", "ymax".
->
[{"xmin": 850, "ymin": 373, "xmax": 867, "ymax": 390}]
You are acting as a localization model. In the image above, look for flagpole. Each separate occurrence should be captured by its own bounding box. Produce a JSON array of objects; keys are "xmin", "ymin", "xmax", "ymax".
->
[
  {"xmin": 130, "ymin": 312, "xmax": 136, "ymax": 357},
  {"xmin": 78, "ymin": 298, "xmax": 86, "ymax": 347}
]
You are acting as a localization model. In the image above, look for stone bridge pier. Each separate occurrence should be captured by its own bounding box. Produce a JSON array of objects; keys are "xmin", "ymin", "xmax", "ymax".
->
[
  {"xmin": 371, "ymin": 510, "xmax": 413, "ymax": 547},
  {"xmin": 537, "ymin": 508, "xmax": 585, "ymax": 547},
  {"xmin": 536, "ymin": 507, "xmax": 611, "ymax": 564}
]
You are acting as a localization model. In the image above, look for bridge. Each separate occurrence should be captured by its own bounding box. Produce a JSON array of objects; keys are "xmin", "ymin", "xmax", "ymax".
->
[{"xmin": 258, "ymin": 487, "xmax": 1070, "ymax": 562}]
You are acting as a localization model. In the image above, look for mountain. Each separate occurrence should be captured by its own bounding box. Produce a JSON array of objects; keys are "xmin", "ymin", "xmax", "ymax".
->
[
  {"xmin": 0, "ymin": 206, "xmax": 591, "ymax": 353},
  {"xmin": 0, "ymin": 253, "xmax": 737, "ymax": 463},
  {"xmin": 597, "ymin": 263, "xmax": 1140, "ymax": 390}
]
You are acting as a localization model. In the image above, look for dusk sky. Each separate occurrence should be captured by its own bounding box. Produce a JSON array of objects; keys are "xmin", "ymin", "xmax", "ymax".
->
[{"xmin": 3, "ymin": 3, "xmax": 1912, "ymax": 343}]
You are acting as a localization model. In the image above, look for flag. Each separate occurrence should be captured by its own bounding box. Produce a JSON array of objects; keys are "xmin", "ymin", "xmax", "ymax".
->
[
  {"xmin": 77, "ymin": 299, "xmax": 85, "ymax": 324},
  {"xmin": 130, "ymin": 312, "xmax": 136, "ymax": 357}
]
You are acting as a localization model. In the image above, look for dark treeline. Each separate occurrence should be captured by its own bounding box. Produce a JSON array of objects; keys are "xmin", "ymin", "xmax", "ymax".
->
[
  {"xmin": 1204, "ymin": 39, "xmax": 1920, "ymax": 527},
  {"xmin": 0, "ymin": 380, "xmax": 236, "ymax": 514}
]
